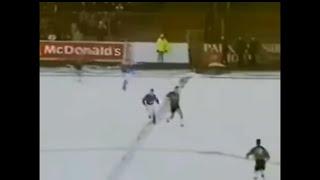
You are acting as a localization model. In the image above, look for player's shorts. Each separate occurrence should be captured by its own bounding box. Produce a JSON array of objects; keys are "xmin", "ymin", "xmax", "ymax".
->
[
  {"xmin": 255, "ymin": 159, "xmax": 266, "ymax": 171},
  {"xmin": 146, "ymin": 104, "xmax": 156, "ymax": 114},
  {"xmin": 170, "ymin": 105, "xmax": 180, "ymax": 113}
]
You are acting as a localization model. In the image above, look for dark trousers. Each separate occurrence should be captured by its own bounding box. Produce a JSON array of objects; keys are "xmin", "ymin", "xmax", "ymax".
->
[
  {"xmin": 237, "ymin": 52, "xmax": 244, "ymax": 66},
  {"xmin": 249, "ymin": 53, "xmax": 257, "ymax": 65},
  {"xmin": 221, "ymin": 52, "xmax": 228, "ymax": 65},
  {"xmin": 157, "ymin": 51, "xmax": 164, "ymax": 63},
  {"xmin": 97, "ymin": 35, "xmax": 104, "ymax": 41}
]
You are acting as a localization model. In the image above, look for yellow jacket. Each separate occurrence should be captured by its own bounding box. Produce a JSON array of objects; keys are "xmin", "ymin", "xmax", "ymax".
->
[{"xmin": 156, "ymin": 38, "xmax": 170, "ymax": 53}]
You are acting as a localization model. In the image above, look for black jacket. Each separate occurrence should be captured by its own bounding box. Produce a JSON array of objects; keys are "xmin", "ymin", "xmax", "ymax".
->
[
  {"xmin": 248, "ymin": 40, "xmax": 260, "ymax": 54},
  {"xmin": 234, "ymin": 39, "xmax": 247, "ymax": 53},
  {"xmin": 246, "ymin": 145, "xmax": 270, "ymax": 160}
]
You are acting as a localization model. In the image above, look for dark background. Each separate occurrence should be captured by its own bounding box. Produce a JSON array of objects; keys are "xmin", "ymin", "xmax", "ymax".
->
[
  {"xmin": 40, "ymin": 2, "xmax": 280, "ymax": 43},
  {"xmin": 0, "ymin": 1, "xmax": 310, "ymax": 180}
]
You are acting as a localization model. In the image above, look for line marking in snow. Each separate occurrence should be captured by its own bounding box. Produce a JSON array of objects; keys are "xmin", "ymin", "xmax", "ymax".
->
[
  {"xmin": 106, "ymin": 75, "xmax": 193, "ymax": 180},
  {"xmin": 41, "ymin": 147, "xmax": 280, "ymax": 166}
]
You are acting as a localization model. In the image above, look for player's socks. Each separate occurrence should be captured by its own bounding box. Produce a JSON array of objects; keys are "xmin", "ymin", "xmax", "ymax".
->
[
  {"xmin": 122, "ymin": 80, "xmax": 127, "ymax": 91},
  {"xmin": 152, "ymin": 113, "xmax": 156, "ymax": 124}
]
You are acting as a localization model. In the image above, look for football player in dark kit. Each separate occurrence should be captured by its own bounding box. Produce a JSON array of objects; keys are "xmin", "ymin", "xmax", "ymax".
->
[
  {"xmin": 166, "ymin": 86, "xmax": 184, "ymax": 127},
  {"xmin": 246, "ymin": 139, "xmax": 270, "ymax": 180},
  {"xmin": 248, "ymin": 37, "xmax": 260, "ymax": 66},
  {"xmin": 234, "ymin": 36, "xmax": 247, "ymax": 67},
  {"xmin": 142, "ymin": 89, "xmax": 160, "ymax": 124}
]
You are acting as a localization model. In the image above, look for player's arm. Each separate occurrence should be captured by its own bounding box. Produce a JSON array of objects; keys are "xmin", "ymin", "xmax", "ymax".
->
[
  {"xmin": 154, "ymin": 95, "xmax": 160, "ymax": 104},
  {"xmin": 166, "ymin": 93, "xmax": 173, "ymax": 103},
  {"xmin": 142, "ymin": 95, "xmax": 147, "ymax": 105},
  {"xmin": 246, "ymin": 147, "xmax": 256, "ymax": 159},
  {"xmin": 262, "ymin": 147, "xmax": 271, "ymax": 161}
]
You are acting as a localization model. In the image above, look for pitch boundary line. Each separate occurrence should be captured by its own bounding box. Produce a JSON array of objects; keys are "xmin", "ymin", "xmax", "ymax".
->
[{"xmin": 40, "ymin": 146, "xmax": 280, "ymax": 166}]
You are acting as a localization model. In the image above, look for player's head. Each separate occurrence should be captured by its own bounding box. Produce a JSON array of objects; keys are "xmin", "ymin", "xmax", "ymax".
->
[
  {"xmin": 174, "ymin": 86, "xmax": 179, "ymax": 92},
  {"xmin": 160, "ymin": 33, "xmax": 165, "ymax": 39},
  {"xmin": 256, "ymin": 139, "xmax": 261, "ymax": 146},
  {"xmin": 150, "ymin": 88, "xmax": 154, "ymax": 94}
]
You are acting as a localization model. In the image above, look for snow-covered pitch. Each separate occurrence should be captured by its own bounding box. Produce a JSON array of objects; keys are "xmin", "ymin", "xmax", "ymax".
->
[{"xmin": 40, "ymin": 69, "xmax": 280, "ymax": 180}]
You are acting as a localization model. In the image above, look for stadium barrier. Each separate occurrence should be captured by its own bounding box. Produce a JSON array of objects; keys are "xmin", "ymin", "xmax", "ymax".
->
[
  {"xmin": 40, "ymin": 40, "xmax": 189, "ymax": 64},
  {"xmin": 40, "ymin": 40, "xmax": 125, "ymax": 63},
  {"xmin": 40, "ymin": 40, "xmax": 279, "ymax": 70}
]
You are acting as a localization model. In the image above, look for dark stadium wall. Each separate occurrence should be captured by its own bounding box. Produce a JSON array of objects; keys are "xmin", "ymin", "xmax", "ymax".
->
[
  {"xmin": 40, "ymin": 2, "xmax": 280, "ymax": 43},
  {"xmin": 40, "ymin": 3, "xmax": 280, "ymax": 71}
]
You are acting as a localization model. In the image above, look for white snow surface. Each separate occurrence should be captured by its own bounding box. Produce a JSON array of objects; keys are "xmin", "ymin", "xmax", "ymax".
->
[{"xmin": 40, "ymin": 70, "xmax": 280, "ymax": 180}]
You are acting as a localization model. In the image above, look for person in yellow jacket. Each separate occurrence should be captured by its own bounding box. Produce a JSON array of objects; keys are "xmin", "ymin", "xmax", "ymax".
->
[{"xmin": 156, "ymin": 33, "xmax": 170, "ymax": 63}]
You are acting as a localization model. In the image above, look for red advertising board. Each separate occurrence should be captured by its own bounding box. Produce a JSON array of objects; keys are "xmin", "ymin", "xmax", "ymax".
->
[{"xmin": 40, "ymin": 41, "xmax": 125, "ymax": 62}]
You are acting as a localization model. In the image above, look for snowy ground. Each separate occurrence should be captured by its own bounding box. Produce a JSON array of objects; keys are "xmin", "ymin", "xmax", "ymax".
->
[{"xmin": 40, "ymin": 70, "xmax": 280, "ymax": 180}]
